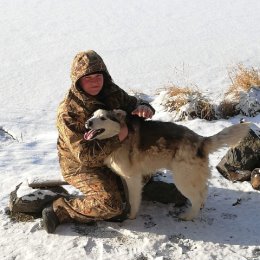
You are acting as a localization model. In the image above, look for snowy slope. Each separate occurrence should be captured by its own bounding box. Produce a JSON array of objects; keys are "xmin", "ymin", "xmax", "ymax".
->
[{"xmin": 0, "ymin": 0, "xmax": 260, "ymax": 259}]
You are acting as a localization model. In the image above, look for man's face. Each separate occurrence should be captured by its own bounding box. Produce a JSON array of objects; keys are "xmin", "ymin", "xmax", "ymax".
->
[{"xmin": 79, "ymin": 73, "xmax": 104, "ymax": 96}]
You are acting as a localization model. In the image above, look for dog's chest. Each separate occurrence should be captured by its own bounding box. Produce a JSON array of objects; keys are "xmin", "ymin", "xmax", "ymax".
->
[{"xmin": 103, "ymin": 141, "xmax": 136, "ymax": 178}]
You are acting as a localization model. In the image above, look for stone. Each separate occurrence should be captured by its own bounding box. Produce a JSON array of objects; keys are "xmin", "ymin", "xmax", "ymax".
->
[
  {"xmin": 251, "ymin": 168, "xmax": 260, "ymax": 190},
  {"xmin": 9, "ymin": 182, "xmax": 69, "ymax": 218},
  {"xmin": 216, "ymin": 126, "xmax": 260, "ymax": 189},
  {"xmin": 142, "ymin": 178, "xmax": 187, "ymax": 206}
]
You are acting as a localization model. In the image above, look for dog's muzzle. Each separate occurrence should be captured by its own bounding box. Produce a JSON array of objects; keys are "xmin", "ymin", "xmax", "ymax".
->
[{"xmin": 84, "ymin": 128, "xmax": 105, "ymax": 140}]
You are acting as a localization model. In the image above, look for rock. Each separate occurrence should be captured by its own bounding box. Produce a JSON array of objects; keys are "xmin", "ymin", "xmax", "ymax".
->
[
  {"xmin": 142, "ymin": 178, "xmax": 187, "ymax": 206},
  {"xmin": 9, "ymin": 182, "xmax": 70, "ymax": 220},
  {"xmin": 251, "ymin": 168, "xmax": 260, "ymax": 190},
  {"xmin": 216, "ymin": 126, "xmax": 260, "ymax": 189}
]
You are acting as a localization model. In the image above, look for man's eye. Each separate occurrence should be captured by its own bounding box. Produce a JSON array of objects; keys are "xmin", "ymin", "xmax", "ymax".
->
[{"xmin": 100, "ymin": 117, "xmax": 106, "ymax": 120}]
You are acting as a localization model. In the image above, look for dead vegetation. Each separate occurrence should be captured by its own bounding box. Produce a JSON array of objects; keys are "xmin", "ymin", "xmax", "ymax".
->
[
  {"xmin": 226, "ymin": 64, "xmax": 260, "ymax": 97},
  {"xmin": 219, "ymin": 64, "xmax": 260, "ymax": 118},
  {"xmin": 160, "ymin": 85, "xmax": 216, "ymax": 121},
  {"xmin": 136, "ymin": 64, "xmax": 260, "ymax": 121},
  {"xmin": 218, "ymin": 99, "xmax": 240, "ymax": 119},
  {"xmin": 159, "ymin": 64, "xmax": 260, "ymax": 120}
]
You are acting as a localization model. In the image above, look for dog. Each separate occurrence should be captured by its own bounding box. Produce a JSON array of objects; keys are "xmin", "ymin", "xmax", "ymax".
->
[{"xmin": 84, "ymin": 109, "xmax": 250, "ymax": 220}]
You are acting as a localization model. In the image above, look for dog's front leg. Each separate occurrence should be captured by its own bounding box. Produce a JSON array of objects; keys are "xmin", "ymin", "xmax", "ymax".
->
[{"xmin": 124, "ymin": 175, "xmax": 143, "ymax": 220}]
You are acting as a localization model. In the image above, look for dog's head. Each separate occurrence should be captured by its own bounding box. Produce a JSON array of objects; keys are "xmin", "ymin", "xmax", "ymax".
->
[{"xmin": 84, "ymin": 109, "xmax": 127, "ymax": 140}]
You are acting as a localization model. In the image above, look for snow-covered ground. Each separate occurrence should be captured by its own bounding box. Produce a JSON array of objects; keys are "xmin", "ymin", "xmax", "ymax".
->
[{"xmin": 1, "ymin": 0, "xmax": 260, "ymax": 259}]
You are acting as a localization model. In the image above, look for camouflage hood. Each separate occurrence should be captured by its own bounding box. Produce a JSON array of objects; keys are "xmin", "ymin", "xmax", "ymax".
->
[{"xmin": 70, "ymin": 50, "xmax": 111, "ymax": 87}]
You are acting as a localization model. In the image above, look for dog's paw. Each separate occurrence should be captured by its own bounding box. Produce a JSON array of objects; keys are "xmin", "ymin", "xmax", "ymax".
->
[
  {"xmin": 178, "ymin": 210, "xmax": 196, "ymax": 221},
  {"xmin": 128, "ymin": 213, "xmax": 137, "ymax": 220}
]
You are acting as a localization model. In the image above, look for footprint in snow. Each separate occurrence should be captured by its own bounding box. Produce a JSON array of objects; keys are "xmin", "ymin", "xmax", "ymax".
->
[
  {"xmin": 221, "ymin": 213, "xmax": 237, "ymax": 220},
  {"xmin": 140, "ymin": 214, "xmax": 157, "ymax": 228}
]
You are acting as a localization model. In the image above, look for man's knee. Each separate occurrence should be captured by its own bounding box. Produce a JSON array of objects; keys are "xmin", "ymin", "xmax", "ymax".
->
[{"xmin": 95, "ymin": 190, "xmax": 124, "ymax": 219}]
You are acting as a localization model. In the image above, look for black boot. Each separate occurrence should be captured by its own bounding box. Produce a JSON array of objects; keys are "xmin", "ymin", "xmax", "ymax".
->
[{"xmin": 42, "ymin": 205, "xmax": 60, "ymax": 234}]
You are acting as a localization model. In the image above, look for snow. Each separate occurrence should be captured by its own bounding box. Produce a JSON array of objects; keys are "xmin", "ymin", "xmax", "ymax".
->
[
  {"xmin": 239, "ymin": 87, "xmax": 260, "ymax": 116},
  {"xmin": 16, "ymin": 181, "xmax": 58, "ymax": 201},
  {"xmin": 1, "ymin": 0, "xmax": 260, "ymax": 259}
]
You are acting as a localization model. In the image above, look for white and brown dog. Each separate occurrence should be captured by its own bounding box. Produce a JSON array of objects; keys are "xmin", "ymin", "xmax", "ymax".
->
[{"xmin": 84, "ymin": 109, "xmax": 249, "ymax": 220}]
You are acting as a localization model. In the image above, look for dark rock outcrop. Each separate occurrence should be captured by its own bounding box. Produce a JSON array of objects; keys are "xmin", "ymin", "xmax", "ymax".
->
[{"xmin": 216, "ymin": 126, "xmax": 260, "ymax": 189}]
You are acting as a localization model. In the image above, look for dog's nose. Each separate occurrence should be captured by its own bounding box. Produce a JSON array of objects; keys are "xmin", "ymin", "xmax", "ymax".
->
[{"xmin": 86, "ymin": 120, "xmax": 93, "ymax": 128}]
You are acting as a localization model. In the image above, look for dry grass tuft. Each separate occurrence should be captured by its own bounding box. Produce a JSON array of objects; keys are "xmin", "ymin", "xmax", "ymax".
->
[
  {"xmin": 218, "ymin": 99, "xmax": 240, "ymax": 119},
  {"xmin": 196, "ymin": 98, "xmax": 216, "ymax": 121},
  {"xmin": 165, "ymin": 85, "xmax": 193, "ymax": 111},
  {"xmin": 220, "ymin": 64, "xmax": 260, "ymax": 118},
  {"xmin": 226, "ymin": 64, "xmax": 260, "ymax": 98},
  {"xmin": 162, "ymin": 85, "xmax": 216, "ymax": 121}
]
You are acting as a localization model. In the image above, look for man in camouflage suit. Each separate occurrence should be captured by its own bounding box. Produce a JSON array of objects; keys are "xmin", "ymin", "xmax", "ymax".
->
[{"xmin": 42, "ymin": 50, "xmax": 155, "ymax": 233}]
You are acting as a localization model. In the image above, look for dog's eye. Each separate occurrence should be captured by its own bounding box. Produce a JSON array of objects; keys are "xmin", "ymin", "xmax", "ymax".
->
[{"xmin": 100, "ymin": 116, "xmax": 106, "ymax": 121}]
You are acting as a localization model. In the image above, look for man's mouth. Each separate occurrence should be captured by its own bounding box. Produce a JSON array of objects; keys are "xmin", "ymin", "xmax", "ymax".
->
[{"xmin": 84, "ymin": 129, "xmax": 105, "ymax": 140}]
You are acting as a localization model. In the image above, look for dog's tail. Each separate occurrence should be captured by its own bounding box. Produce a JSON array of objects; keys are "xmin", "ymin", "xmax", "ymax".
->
[{"xmin": 203, "ymin": 123, "xmax": 250, "ymax": 154}]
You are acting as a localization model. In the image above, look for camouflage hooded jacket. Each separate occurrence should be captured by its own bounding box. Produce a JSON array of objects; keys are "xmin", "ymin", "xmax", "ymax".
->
[{"xmin": 57, "ymin": 50, "xmax": 154, "ymax": 178}]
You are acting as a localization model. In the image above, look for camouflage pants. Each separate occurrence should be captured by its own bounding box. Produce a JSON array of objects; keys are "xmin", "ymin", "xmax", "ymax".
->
[{"xmin": 53, "ymin": 167, "xmax": 124, "ymax": 224}]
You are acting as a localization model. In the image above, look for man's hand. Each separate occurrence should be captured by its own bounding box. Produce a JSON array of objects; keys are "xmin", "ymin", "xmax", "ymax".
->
[
  {"xmin": 118, "ymin": 124, "xmax": 128, "ymax": 142},
  {"xmin": 131, "ymin": 105, "xmax": 154, "ymax": 119}
]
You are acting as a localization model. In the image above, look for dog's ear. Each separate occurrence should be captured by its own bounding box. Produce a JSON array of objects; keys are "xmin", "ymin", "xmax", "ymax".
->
[{"xmin": 112, "ymin": 109, "xmax": 127, "ymax": 123}]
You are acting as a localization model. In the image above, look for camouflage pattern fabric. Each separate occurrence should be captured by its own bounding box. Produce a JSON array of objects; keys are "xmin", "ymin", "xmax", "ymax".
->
[
  {"xmin": 57, "ymin": 50, "xmax": 139, "ymax": 176},
  {"xmin": 55, "ymin": 50, "xmax": 155, "ymax": 222},
  {"xmin": 53, "ymin": 168, "xmax": 124, "ymax": 223}
]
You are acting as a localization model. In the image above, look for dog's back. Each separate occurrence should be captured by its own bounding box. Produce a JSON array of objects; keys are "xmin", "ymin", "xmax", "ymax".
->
[
  {"xmin": 128, "ymin": 116, "xmax": 249, "ymax": 159},
  {"xmin": 128, "ymin": 116, "xmax": 203, "ymax": 151}
]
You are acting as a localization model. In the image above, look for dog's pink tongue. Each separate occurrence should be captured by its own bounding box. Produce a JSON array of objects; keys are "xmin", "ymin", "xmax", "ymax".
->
[{"xmin": 84, "ymin": 130, "xmax": 95, "ymax": 140}]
